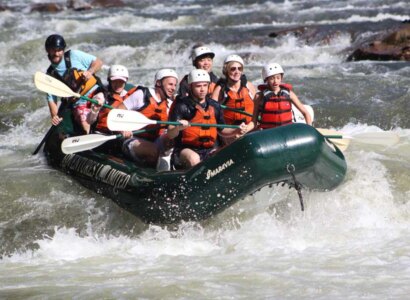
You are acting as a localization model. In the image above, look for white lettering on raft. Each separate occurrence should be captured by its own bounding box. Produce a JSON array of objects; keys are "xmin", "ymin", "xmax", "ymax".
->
[{"xmin": 206, "ymin": 159, "xmax": 234, "ymax": 180}]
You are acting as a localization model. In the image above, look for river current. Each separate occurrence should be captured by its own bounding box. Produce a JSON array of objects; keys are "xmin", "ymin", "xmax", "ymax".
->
[{"xmin": 1, "ymin": 0, "xmax": 409, "ymax": 299}]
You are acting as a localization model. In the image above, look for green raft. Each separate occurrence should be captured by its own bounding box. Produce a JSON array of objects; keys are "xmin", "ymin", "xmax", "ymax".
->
[{"xmin": 44, "ymin": 113, "xmax": 347, "ymax": 224}]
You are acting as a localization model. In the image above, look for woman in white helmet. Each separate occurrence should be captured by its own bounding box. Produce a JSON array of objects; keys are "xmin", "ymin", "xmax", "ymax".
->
[
  {"xmin": 118, "ymin": 68, "xmax": 178, "ymax": 167},
  {"xmin": 211, "ymin": 54, "xmax": 256, "ymax": 127},
  {"xmin": 251, "ymin": 63, "xmax": 312, "ymax": 130},
  {"xmin": 177, "ymin": 43, "xmax": 219, "ymax": 100},
  {"xmin": 167, "ymin": 69, "xmax": 247, "ymax": 169}
]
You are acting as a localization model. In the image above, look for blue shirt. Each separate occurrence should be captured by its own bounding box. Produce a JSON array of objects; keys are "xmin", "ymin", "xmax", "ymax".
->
[{"xmin": 46, "ymin": 49, "xmax": 98, "ymax": 106}]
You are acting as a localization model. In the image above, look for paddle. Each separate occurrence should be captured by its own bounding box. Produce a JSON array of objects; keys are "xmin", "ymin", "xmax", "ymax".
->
[
  {"xmin": 61, "ymin": 128, "xmax": 162, "ymax": 154},
  {"xmin": 317, "ymin": 128, "xmax": 400, "ymax": 150},
  {"xmin": 107, "ymin": 109, "xmax": 240, "ymax": 131},
  {"xmin": 32, "ymin": 125, "xmax": 55, "ymax": 155},
  {"xmin": 33, "ymin": 71, "xmax": 113, "ymax": 155},
  {"xmin": 220, "ymin": 105, "xmax": 253, "ymax": 117},
  {"xmin": 34, "ymin": 71, "xmax": 113, "ymax": 109}
]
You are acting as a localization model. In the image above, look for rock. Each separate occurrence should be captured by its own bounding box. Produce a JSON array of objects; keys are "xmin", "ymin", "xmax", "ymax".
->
[
  {"xmin": 30, "ymin": 3, "xmax": 64, "ymax": 13},
  {"xmin": 347, "ymin": 24, "xmax": 410, "ymax": 61},
  {"xmin": 90, "ymin": 0, "xmax": 125, "ymax": 8}
]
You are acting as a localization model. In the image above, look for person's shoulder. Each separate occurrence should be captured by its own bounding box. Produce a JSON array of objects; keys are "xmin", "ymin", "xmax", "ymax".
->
[
  {"xmin": 207, "ymin": 97, "xmax": 221, "ymax": 109},
  {"xmin": 177, "ymin": 95, "xmax": 193, "ymax": 106},
  {"xmin": 70, "ymin": 49, "xmax": 96, "ymax": 60}
]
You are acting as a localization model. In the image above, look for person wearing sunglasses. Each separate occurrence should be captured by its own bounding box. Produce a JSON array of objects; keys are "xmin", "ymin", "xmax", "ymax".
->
[
  {"xmin": 177, "ymin": 44, "xmax": 219, "ymax": 100},
  {"xmin": 251, "ymin": 63, "xmax": 312, "ymax": 130},
  {"xmin": 211, "ymin": 54, "xmax": 256, "ymax": 143}
]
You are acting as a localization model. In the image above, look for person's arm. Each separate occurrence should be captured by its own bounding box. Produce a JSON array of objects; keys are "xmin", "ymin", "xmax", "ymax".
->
[
  {"xmin": 289, "ymin": 91, "xmax": 312, "ymax": 125},
  {"xmin": 246, "ymin": 81, "xmax": 257, "ymax": 100},
  {"xmin": 82, "ymin": 57, "xmax": 103, "ymax": 80},
  {"xmin": 211, "ymin": 85, "xmax": 222, "ymax": 102},
  {"xmin": 87, "ymin": 92, "xmax": 105, "ymax": 125},
  {"xmin": 250, "ymin": 92, "xmax": 262, "ymax": 130},
  {"xmin": 219, "ymin": 123, "xmax": 248, "ymax": 137},
  {"xmin": 167, "ymin": 102, "xmax": 189, "ymax": 139},
  {"xmin": 167, "ymin": 120, "xmax": 189, "ymax": 139},
  {"xmin": 47, "ymin": 96, "xmax": 62, "ymax": 126}
]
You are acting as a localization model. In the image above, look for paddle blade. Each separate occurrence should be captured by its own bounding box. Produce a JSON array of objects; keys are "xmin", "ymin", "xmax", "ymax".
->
[
  {"xmin": 61, "ymin": 134, "xmax": 117, "ymax": 154},
  {"xmin": 293, "ymin": 104, "xmax": 315, "ymax": 124},
  {"xmin": 351, "ymin": 131, "xmax": 400, "ymax": 146},
  {"xmin": 316, "ymin": 128, "xmax": 350, "ymax": 152},
  {"xmin": 107, "ymin": 109, "xmax": 157, "ymax": 131},
  {"xmin": 34, "ymin": 72, "xmax": 80, "ymax": 98}
]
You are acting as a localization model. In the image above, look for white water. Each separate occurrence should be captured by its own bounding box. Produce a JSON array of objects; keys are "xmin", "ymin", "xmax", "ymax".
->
[{"xmin": 1, "ymin": 0, "xmax": 410, "ymax": 298}]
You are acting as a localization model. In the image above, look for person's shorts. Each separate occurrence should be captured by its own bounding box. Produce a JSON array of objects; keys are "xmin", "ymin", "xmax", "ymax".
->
[
  {"xmin": 122, "ymin": 135, "xmax": 167, "ymax": 163},
  {"xmin": 72, "ymin": 104, "xmax": 91, "ymax": 123},
  {"xmin": 171, "ymin": 147, "xmax": 215, "ymax": 169}
]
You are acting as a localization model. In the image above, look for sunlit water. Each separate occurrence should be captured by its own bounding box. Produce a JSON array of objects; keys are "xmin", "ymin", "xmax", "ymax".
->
[{"xmin": 1, "ymin": 0, "xmax": 409, "ymax": 298}]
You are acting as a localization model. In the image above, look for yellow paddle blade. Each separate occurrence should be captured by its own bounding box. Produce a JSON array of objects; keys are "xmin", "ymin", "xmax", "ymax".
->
[
  {"xmin": 34, "ymin": 71, "xmax": 81, "ymax": 98},
  {"xmin": 316, "ymin": 128, "xmax": 350, "ymax": 152}
]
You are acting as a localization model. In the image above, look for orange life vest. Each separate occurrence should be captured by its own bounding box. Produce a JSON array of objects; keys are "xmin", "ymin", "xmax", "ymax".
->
[
  {"xmin": 137, "ymin": 89, "xmax": 169, "ymax": 141},
  {"xmin": 94, "ymin": 86, "xmax": 138, "ymax": 132},
  {"xmin": 218, "ymin": 79, "xmax": 254, "ymax": 125},
  {"xmin": 258, "ymin": 88, "xmax": 293, "ymax": 129},
  {"xmin": 208, "ymin": 81, "xmax": 217, "ymax": 96},
  {"xmin": 181, "ymin": 104, "xmax": 217, "ymax": 148}
]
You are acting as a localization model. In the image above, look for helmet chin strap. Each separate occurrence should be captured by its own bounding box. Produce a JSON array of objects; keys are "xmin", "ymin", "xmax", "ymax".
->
[{"xmin": 159, "ymin": 81, "xmax": 169, "ymax": 100}]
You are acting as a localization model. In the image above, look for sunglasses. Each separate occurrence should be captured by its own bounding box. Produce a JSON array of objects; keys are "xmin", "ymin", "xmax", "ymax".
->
[{"xmin": 229, "ymin": 66, "xmax": 243, "ymax": 72}]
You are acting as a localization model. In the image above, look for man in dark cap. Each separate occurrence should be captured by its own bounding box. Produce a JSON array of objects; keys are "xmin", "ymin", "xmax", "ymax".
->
[{"xmin": 44, "ymin": 34, "xmax": 103, "ymax": 134}]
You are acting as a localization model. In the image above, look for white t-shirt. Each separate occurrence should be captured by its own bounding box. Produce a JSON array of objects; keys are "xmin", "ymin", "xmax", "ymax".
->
[{"xmin": 123, "ymin": 88, "xmax": 172, "ymax": 113}]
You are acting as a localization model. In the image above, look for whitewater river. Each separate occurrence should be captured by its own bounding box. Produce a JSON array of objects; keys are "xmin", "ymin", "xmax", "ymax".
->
[{"xmin": 1, "ymin": 0, "xmax": 409, "ymax": 298}]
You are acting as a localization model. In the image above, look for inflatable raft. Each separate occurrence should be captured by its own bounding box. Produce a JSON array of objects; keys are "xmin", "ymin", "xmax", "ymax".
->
[{"xmin": 43, "ymin": 109, "xmax": 347, "ymax": 224}]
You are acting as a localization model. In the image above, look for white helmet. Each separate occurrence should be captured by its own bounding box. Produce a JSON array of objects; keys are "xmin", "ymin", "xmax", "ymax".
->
[
  {"xmin": 262, "ymin": 63, "xmax": 284, "ymax": 81},
  {"xmin": 188, "ymin": 69, "xmax": 210, "ymax": 84},
  {"xmin": 108, "ymin": 65, "xmax": 128, "ymax": 82},
  {"xmin": 155, "ymin": 68, "xmax": 179, "ymax": 82},
  {"xmin": 224, "ymin": 54, "xmax": 244, "ymax": 66},
  {"xmin": 191, "ymin": 46, "xmax": 215, "ymax": 63}
]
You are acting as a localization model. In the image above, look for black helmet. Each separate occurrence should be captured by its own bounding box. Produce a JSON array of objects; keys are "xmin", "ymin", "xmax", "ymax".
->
[{"xmin": 45, "ymin": 34, "xmax": 66, "ymax": 50}]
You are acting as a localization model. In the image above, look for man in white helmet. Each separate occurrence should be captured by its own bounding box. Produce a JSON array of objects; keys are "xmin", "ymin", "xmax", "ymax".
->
[
  {"xmin": 177, "ymin": 43, "xmax": 219, "ymax": 100},
  {"xmin": 167, "ymin": 69, "xmax": 247, "ymax": 169},
  {"xmin": 251, "ymin": 63, "xmax": 312, "ymax": 130},
  {"xmin": 118, "ymin": 68, "xmax": 178, "ymax": 167}
]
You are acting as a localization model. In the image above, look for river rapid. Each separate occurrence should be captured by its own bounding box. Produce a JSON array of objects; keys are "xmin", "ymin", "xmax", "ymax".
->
[{"xmin": 1, "ymin": 0, "xmax": 410, "ymax": 299}]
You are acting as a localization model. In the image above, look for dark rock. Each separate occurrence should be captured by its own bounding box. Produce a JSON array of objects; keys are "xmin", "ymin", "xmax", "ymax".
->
[
  {"xmin": 347, "ymin": 24, "xmax": 410, "ymax": 61},
  {"xmin": 90, "ymin": 0, "xmax": 125, "ymax": 8},
  {"xmin": 30, "ymin": 3, "xmax": 64, "ymax": 13}
]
